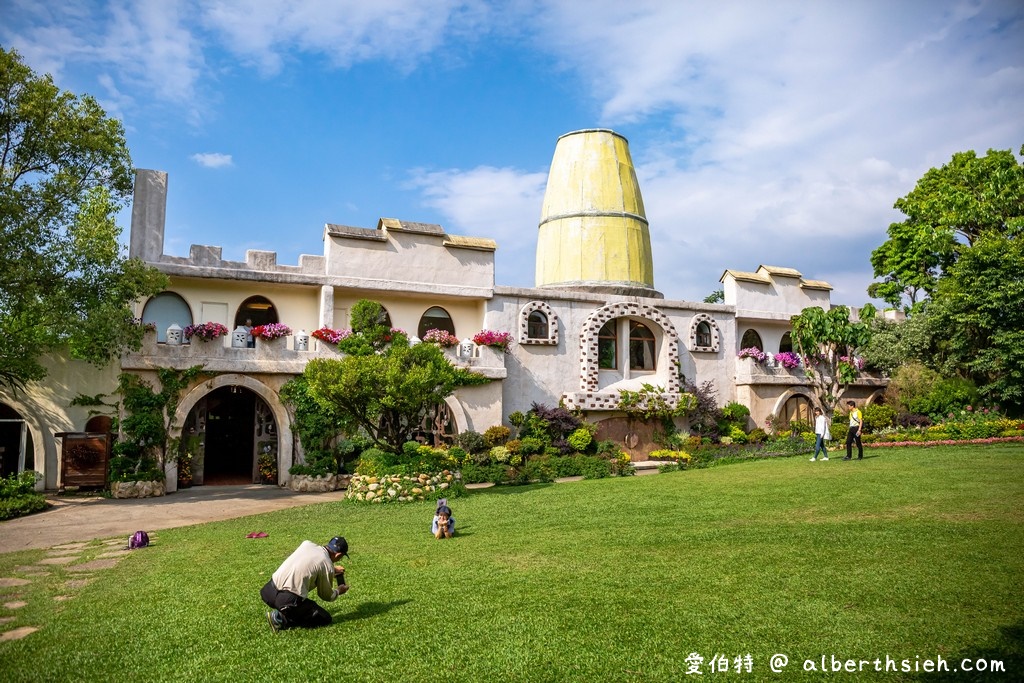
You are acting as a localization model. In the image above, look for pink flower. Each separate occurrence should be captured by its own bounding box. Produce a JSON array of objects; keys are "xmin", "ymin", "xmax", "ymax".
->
[{"xmin": 966, "ymin": 405, "xmax": 973, "ymax": 411}]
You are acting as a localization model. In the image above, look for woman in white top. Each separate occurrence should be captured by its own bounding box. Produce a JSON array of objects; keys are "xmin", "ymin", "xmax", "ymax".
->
[{"xmin": 810, "ymin": 407, "xmax": 829, "ymax": 461}]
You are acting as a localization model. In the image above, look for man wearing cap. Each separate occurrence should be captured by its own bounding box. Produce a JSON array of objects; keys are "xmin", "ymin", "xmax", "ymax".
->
[{"xmin": 261, "ymin": 536, "xmax": 349, "ymax": 632}]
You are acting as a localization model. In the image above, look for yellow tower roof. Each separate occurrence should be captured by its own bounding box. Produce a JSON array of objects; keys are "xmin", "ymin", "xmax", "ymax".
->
[{"xmin": 536, "ymin": 129, "xmax": 660, "ymax": 297}]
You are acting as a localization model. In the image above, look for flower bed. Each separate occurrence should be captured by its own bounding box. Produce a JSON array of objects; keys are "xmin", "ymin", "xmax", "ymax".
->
[
  {"xmin": 773, "ymin": 351, "xmax": 801, "ymax": 369},
  {"xmin": 472, "ymin": 330, "xmax": 513, "ymax": 351},
  {"xmin": 738, "ymin": 347, "xmax": 768, "ymax": 363},
  {"xmin": 423, "ymin": 329, "xmax": 460, "ymax": 347},
  {"xmin": 183, "ymin": 322, "xmax": 229, "ymax": 341},
  {"xmin": 866, "ymin": 436, "xmax": 1024, "ymax": 449},
  {"xmin": 252, "ymin": 323, "xmax": 292, "ymax": 339},
  {"xmin": 311, "ymin": 327, "xmax": 351, "ymax": 344},
  {"xmin": 345, "ymin": 471, "xmax": 463, "ymax": 503}
]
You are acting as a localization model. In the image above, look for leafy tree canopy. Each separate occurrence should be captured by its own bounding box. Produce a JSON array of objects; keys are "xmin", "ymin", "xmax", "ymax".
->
[
  {"xmin": 869, "ymin": 145, "xmax": 1024, "ymax": 310},
  {"xmin": 0, "ymin": 47, "xmax": 167, "ymax": 390},
  {"xmin": 790, "ymin": 304, "xmax": 875, "ymax": 415},
  {"xmin": 703, "ymin": 289, "xmax": 724, "ymax": 304},
  {"xmin": 302, "ymin": 324, "xmax": 488, "ymax": 453},
  {"xmin": 928, "ymin": 227, "xmax": 1024, "ymax": 414}
]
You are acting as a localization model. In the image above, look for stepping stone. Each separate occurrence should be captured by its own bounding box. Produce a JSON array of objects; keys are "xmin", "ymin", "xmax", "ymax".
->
[
  {"xmin": 554, "ymin": 476, "xmax": 584, "ymax": 483},
  {"xmin": 53, "ymin": 595, "xmax": 74, "ymax": 602},
  {"xmin": 98, "ymin": 550, "xmax": 131, "ymax": 558},
  {"xmin": 3, "ymin": 601, "xmax": 28, "ymax": 609},
  {"xmin": 52, "ymin": 542, "xmax": 89, "ymax": 551},
  {"xmin": 0, "ymin": 578, "xmax": 31, "ymax": 588},
  {"xmin": 0, "ymin": 626, "xmax": 39, "ymax": 641},
  {"xmin": 38, "ymin": 556, "xmax": 77, "ymax": 566},
  {"xmin": 64, "ymin": 579, "xmax": 92, "ymax": 589},
  {"xmin": 0, "ymin": 616, "xmax": 14, "ymax": 625},
  {"xmin": 67, "ymin": 558, "xmax": 120, "ymax": 572}
]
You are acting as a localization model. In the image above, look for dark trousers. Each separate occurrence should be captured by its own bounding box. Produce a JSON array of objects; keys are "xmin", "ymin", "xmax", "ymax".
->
[
  {"xmin": 846, "ymin": 427, "xmax": 863, "ymax": 459},
  {"xmin": 261, "ymin": 579, "xmax": 332, "ymax": 629}
]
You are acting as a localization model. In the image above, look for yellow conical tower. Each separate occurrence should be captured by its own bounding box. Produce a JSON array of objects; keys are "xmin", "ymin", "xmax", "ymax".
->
[{"xmin": 536, "ymin": 129, "xmax": 660, "ymax": 297}]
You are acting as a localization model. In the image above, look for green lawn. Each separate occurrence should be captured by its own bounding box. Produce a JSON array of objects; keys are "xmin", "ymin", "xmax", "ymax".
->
[{"xmin": 1, "ymin": 445, "xmax": 1022, "ymax": 682}]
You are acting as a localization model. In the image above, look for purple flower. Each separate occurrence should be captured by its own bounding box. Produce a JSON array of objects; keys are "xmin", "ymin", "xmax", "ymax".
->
[{"xmin": 773, "ymin": 351, "xmax": 801, "ymax": 369}]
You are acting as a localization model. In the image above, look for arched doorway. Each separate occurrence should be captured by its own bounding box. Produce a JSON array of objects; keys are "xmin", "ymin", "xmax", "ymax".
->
[
  {"xmin": 0, "ymin": 403, "xmax": 35, "ymax": 478},
  {"xmin": 181, "ymin": 386, "xmax": 279, "ymax": 485}
]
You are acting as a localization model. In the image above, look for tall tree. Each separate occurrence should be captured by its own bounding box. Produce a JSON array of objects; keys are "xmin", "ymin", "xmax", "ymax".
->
[
  {"xmin": 0, "ymin": 48, "xmax": 166, "ymax": 390},
  {"xmin": 302, "ymin": 302, "xmax": 488, "ymax": 452},
  {"xmin": 790, "ymin": 305, "xmax": 875, "ymax": 416},
  {"xmin": 928, "ymin": 228, "xmax": 1024, "ymax": 414},
  {"xmin": 869, "ymin": 145, "xmax": 1024, "ymax": 310}
]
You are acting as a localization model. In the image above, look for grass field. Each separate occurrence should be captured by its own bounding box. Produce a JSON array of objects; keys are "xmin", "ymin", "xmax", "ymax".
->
[{"xmin": 1, "ymin": 445, "xmax": 1022, "ymax": 682}]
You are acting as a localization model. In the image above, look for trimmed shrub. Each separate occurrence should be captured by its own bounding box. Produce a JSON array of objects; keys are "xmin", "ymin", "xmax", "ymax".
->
[
  {"xmin": 863, "ymin": 404, "xmax": 898, "ymax": 433},
  {"xmin": 483, "ymin": 425, "xmax": 511, "ymax": 448},
  {"xmin": 721, "ymin": 402, "xmax": 751, "ymax": 426},
  {"xmin": 455, "ymin": 430, "xmax": 487, "ymax": 454},
  {"xmin": 567, "ymin": 427, "xmax": 593, "ymax": 452},
  {"xmin": 746, "ymin": 428, "xmax": 767, "ymax": 444}
]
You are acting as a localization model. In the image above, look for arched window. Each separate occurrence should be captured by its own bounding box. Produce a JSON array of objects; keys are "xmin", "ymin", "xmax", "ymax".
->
[
  {"xmin": 598, "ymin": 320, "xmax": 617, "ymax": 369},
  {"xmin": 688, "ymin": 313, "xmax": 721, "ymax": 353},
  {"xmin": 629, "ymin": 321, "xmax": 656, "ymax": 371},
  {"xmin": 418, "ymin": 306, "xmax": 455, "ymax": 338},
  {"xmin": 142, "ymin": 292, "xmax": 193, "ymax": 343},
  {"xmin": 235, "ymin": 296, "xmax": 279, "ymax": 328},
  {"xmin": 740, "ymin": 328, "xmax": 763, "ymax": 351},
  {"xmin": 781, "ymin": 395, "xmax": 813, "ymax": 426},
  {"xmin": 779, "ymin": 332, "xmax": 793, "ymax": 354},
  {"xmin": 527, "ymin": 311, "xmax": 549, "ymax": 339},
  {"xmin": 696, "ymin": 322, "xmax": 712, "ymax": 348},
  {"xmin": 518, "ymin": 301, "xmax": 559, "ymax": 345}
]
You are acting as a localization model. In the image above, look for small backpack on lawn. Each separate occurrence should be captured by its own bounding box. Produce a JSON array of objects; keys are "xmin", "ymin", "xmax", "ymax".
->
[{"xmin": 128, "ymin": 530, "xmax": 150, "ymax": 549}]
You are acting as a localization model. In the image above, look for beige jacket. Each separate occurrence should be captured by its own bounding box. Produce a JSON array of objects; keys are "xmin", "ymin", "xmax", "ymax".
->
[{"xmin": 271, "ymin": 540, "xmax": 338, "ymax": 601}]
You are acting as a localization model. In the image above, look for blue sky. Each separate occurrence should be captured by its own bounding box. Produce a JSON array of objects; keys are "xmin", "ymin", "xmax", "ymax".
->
[{"xmin": 3, "ymin": 0, "xmax": 1023, "ymax": 305}]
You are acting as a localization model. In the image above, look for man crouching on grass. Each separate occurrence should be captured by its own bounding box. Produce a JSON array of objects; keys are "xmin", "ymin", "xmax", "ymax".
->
[{"xmin": 261, "ymin": 536, "xmax": 349, "ymax": 632}]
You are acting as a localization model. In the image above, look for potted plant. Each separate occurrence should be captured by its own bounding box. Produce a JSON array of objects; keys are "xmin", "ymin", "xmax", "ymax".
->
[
  {"xmin": 472, "ymin": 330, "xmax": 513, "ymax": 352},
  {"xmin": 252, "ymin": 323, "xmax": 292, "ymax": 341},
  {"xmin": 257, "ymin": 452, "xmax": 278, "ymax": 485},
  {"xmin": 422, "ymin": 328, "xmax": 460, "ymax": 347},
  {"xmin": 183, "ymin": 322, "xmax": 230, "ymax": 342}
]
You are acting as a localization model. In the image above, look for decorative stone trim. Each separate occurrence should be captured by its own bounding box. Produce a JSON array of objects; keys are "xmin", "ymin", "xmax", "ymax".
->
[
  {"xmin": 573, "ymin": 302, "xmax": 681, "ymax": 394},
  {"xmin": 518, "ymin": 301, "xmax": 559, "ymax": 345},
  {"xmin": 562, "ymin": 390, "xmax": 685, "ymax": 412},
  {"xmin": 688, "ymin": 313, "xmax": 721, "ymax": 353}
]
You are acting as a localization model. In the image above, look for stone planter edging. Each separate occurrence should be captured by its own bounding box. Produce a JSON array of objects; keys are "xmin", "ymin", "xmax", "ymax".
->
[
  {"xmin": 110, "ymin": 480, "xmax": 166, "ymax": 499},
  {"xmin": 346, "ymin": 470, "xmax": 460, "ymax": 503}
]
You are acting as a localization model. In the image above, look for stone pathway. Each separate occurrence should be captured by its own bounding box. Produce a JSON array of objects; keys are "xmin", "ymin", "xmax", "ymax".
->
[{"xmin": 0, "ymin": 536, "xmax": 149, "ymax": 642}]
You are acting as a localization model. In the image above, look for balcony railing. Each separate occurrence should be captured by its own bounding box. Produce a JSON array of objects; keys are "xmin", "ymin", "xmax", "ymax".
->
[
  {"xmin": 735, "ymin": 356, "xmax": 886, "ymax": 387},
  {"xmin": 122, "ymin": 334, "xmax": 506, "ymax": 379}
]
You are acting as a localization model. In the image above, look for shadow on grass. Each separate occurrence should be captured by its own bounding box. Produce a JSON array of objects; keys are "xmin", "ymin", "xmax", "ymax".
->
[
  {"xmin": 915, "ymin": 621, "xmax": 1023, "ymax": 681},
  {"xmin": 336, "ymin": 599, "xmax": 413, "ymax": 623}
]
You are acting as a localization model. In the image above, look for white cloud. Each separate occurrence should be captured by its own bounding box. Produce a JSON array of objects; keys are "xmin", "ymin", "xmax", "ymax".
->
[
  {"xmin": 0, "ymin": 0, "xmax": 206, "ymax": 118},
  {"xmin": 493, "ymin": 0, "xmax": 1024, "ymax": 304},
  {"xmin": 200, "ymin": 0, "xmax": 491, "ymax": 74},
  {"xmin": 407, "ymin": 165, "xmax": 548, "ymax": 285},
  {"xmin": 191, "ymin": 152, "xmax": 234, "ymax": 168}
]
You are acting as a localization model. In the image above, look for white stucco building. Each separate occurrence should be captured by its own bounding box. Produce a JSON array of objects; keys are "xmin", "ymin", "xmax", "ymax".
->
[{"xmin": 0, "ymin": 129, "xmax": 885, "ymax": 491}]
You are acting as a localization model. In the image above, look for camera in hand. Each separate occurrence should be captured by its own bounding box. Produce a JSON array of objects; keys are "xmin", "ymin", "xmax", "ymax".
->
[{"xmin": 336, "ymin": 570, "xmax": 346, "ymax": 586}]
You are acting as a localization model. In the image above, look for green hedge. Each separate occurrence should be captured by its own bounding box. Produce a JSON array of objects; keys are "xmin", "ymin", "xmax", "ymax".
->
[{"xmin": 0, "ymin": 493, "xmax": 48, "ymax": 521}]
